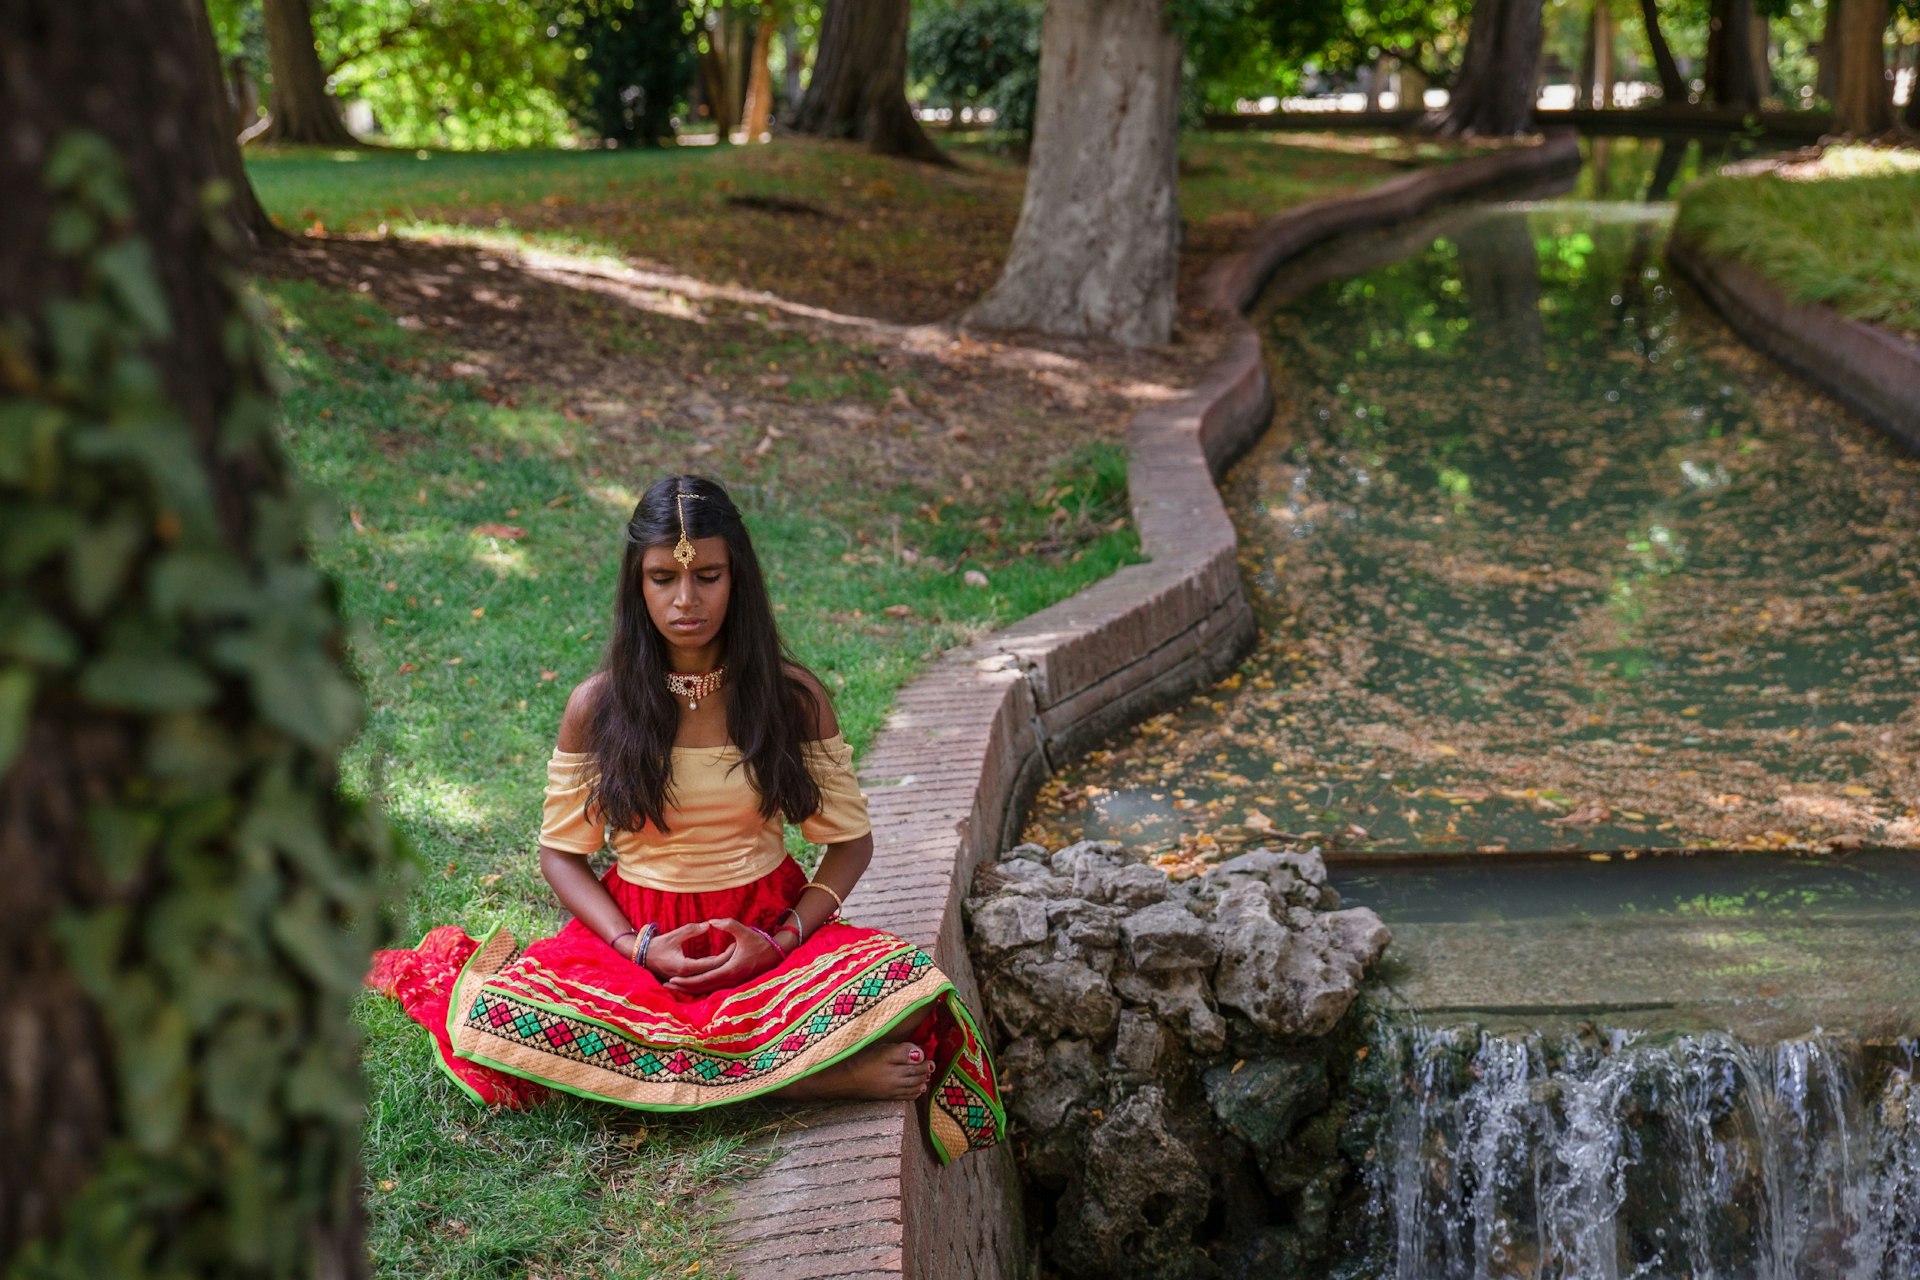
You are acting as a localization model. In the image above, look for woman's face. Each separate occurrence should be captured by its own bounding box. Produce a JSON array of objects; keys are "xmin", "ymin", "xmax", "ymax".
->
[{"xmin": 640, "ymin": 537, "xmax": 731, "ymax": 665}]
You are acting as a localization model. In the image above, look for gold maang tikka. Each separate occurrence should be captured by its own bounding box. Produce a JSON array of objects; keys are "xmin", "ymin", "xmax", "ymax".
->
[{"xmin": 673, "ymin": 492, "xmax": 701, "ymax": 567}]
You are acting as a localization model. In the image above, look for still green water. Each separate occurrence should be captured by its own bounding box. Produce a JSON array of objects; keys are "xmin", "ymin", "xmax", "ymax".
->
[{"xmin": 1028, "ymin": 139, "xmax": 1920, "ymax": 859}]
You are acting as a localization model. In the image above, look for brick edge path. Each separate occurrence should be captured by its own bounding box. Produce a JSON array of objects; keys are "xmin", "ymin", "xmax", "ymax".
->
[{"xmin": 715, "ymin": 130, "xmax": 1584, "ymax": 1280}]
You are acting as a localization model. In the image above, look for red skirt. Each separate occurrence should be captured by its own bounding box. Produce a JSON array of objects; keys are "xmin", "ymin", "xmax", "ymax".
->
[{"xmin": 366, "ymin": 857, "xmax": 1002, "ymax": 1164}]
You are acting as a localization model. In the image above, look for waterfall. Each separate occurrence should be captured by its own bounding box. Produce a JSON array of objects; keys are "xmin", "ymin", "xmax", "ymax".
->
[{"xmin": 1361, "ymin": 1024, "xmax": 1920, "ymax": 1279}]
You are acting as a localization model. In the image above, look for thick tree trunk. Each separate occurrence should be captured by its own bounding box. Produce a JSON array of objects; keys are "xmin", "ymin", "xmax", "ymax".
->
[
  {"xmin": 1704, "ymin": 0, "xmax": 1765, "ymax": 110},
  {"xmin": 191, "ymin": 0, "xmax": 278, "ymax": 247},
  {"xmin": 1435, "ymin": 0, "xmax": 1545, "ymax": 136},
  {"xmin": 742, "ymin": 10, "xmax": 778, "ymax": 140},
  {"xmin": 965, "ymin": 0, "xmax": 1180, "ymax": 346},
  {"xmin": 0, "ymin": 0, "xmax": 388, "ymax": 1270},
  {"xmin": 789, "ymin": 0, "xmax": 948, "ymax": 163},
  {"xmin": 1832, "ymin": 0, "xmax": 1894, "ymax": 134},
  {"xmin": 261, "ymin": 0, "xmax": 356, "ymax": 145},
  {"xmin": 1639, "ymin": 0, "xmax": 1688, "ymax": 102}
]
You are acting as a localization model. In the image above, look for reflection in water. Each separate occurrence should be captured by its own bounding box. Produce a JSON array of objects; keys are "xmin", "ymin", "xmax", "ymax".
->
[{"xmin": 1028, "ymin": 147, "xmax": 1920, "ymax": 857}]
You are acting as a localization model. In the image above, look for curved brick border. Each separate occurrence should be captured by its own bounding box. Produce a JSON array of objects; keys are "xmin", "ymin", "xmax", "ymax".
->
[
  {"xmin": 715, "ymin": 130, "xmax": 1582, "ymax": 1280},
  {"xmin": 1666, "ymin": 236, "xmax": 1920, "ymax": 454}
]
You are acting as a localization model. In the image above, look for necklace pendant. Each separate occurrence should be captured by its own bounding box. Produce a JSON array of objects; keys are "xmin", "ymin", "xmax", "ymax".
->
[{"xmin": 689, "ymin": 700, "xmax": 698, "ymax": 709}]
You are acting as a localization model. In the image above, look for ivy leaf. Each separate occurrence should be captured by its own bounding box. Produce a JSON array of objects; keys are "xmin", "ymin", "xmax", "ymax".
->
[
  {"xmin": 81, "ymin": 649, "xmax": 218, "ymax": 712},
  {"xmin": 93, "ymin": 238, "xmax": 172, "ymax": 340},
  {"xmin": 67, "ymin": 512, "xmax": 146, "ymax": 617}
]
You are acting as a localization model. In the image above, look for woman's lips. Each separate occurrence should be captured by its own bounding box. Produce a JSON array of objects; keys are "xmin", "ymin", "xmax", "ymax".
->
[{"xmin": 670, "ymin": 618, "xmax": 705, "ymax": 631}]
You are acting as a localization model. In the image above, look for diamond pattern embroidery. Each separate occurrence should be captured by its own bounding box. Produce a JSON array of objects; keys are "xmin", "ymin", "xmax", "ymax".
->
[{"xmin": 466, "ymin": 945, "xmax": 942, "ymax": 1091}]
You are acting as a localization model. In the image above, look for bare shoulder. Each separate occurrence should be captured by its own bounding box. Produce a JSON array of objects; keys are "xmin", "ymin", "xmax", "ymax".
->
[
  {"xmin": 784, "ymin": 663, "xmax": 840, "ymax": 740},
  {"xmin": 558, "ymin": 671, "xmax": 609, "ymax": 752}
]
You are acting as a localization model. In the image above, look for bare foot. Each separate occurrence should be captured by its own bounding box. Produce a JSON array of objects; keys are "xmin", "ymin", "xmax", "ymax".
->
[{"xmin": 774, "ymin": 1041, "xmax": 935, "ymax": 1102}]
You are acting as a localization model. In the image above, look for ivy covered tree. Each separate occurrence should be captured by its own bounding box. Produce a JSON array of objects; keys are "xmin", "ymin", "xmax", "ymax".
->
[{"xmin": 0, "ymin": 0, "xmax": 397, "ymax": 1272}]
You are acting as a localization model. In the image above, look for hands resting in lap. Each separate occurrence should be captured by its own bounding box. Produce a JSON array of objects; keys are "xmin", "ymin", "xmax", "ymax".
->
[{"xmin": 645, "ymin": 918, "xmax": 785, "ymax": 996}]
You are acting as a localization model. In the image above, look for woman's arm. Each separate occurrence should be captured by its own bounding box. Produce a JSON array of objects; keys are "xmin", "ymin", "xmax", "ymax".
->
[
  {"xmin": 540, "ymin": 845, "xmax": 640, "ymax": 946},
  {"xmin": 773, "ymin": 832, "xmax": 871, "ymax": 952}
]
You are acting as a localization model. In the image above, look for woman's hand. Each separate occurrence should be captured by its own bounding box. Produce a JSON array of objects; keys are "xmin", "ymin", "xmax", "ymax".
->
[
  {"xmin": 643, "ymin": 922, "xmax": 736, "ymax": 983},
  {"xmin": 662, "ymin": 918, "xmax": 782, "ymax": 997}
]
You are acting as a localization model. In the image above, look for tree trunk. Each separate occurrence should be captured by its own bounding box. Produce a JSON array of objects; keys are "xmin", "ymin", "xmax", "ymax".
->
[
  {"xmin": 742, "ymin": 9, "xmax": 777, "ymax": 140},
  {"xmin": 781, "ymin": 18, "xmax": 806, "ymax": 105},
  {"xmin": 698, "ymin": 8, "xmax": 749, "ymax": 138},
  {"xmin": 1638, "ymin": 0, "xmax": 1688, "ymax": 102},
  {"xmin": 1457, "ymin": 213, "xmax": 1544, "ymax": 365},
  {"xmin": 1, "ymin": 0, "xmax": 392, "ymax": 1271},
  {"xmin": 1645, "ymin": 135, "xmax": 1687, "ymax": 199},
  {"xmin": 1396, "ymin": 60, "xmax": 1430, "ymax": 111},
  {"xmin": 1817, "ymin": 0, "xmax": 1841, "ymax": 100},
  {"xmin": 1435, "ymin": 0, "xmax": 1545, "ymax": 136},
  {"xmin": 261, "ymin": 0, "xmax": 356, "ymax": 145},
  {"xmin": 1832, "ymin": 0, "xmax": 1894, "ymax": 133},
  {"xmin": 1578, "ymin": 6, "xmax": 1596, "ymax": 108},
  {"xmin": 965, "ymin": 0, "xmax": 1180, "ymax": 346},
  {"xmin": 191, "ymin": 0, "xmax": 278, "ymax": 247},
  {"xmin": 1594, "ymin": 1, "xmax": 1615, "ymax": 106},
  {"xmin": 789, "ymin": 0, "xmax": 948, "ymax": 163},
  {"xmin": 1905, "ymin": 41, "xmax": 1920, "ymax": 130},
  {"xmin": 1704, "ymin": 0, "xmax": 1765, "ymax": 110}
]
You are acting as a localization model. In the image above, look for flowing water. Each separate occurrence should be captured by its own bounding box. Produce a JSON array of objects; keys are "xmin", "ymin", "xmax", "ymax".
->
[
  {"xmin": 1351, "ymin": 1024, "xmax": 1920, "ymax": 1279},
  {"xmin": 1024, "ymin": 137, "xmax": 1920, "ymax": 860}
]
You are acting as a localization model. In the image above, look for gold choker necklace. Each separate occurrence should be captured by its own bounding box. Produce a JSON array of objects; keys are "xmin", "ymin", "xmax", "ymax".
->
[{"xmin": 665, "ymin": 666, "xmax": 724, "ymax": 710}]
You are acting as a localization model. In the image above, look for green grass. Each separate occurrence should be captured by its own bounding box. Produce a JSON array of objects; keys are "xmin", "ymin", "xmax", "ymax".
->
[{"xmin": 1675, "ymin": 146, "xmax": 1920, "ymax": 339}]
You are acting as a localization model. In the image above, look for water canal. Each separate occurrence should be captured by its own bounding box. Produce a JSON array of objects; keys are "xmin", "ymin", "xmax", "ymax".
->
[
  {"xmin": 1015, "ymin": 137, "xmax": 1920, "ymax": 1277},
  {"xmin": 1025, "ymin": 138, "xmax": 1920, "ymax": 862}
]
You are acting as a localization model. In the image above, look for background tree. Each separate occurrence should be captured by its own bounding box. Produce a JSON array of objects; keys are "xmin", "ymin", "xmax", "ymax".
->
[
  {"xmin": 193, "ymin": 0, "xmax": 279, "ymax": 245},
  {"xmin": 563, "ymin": 0, "xmax": 695, "ymax": 146},
  {"xmin": 909, "ymin": 0, "xmax": 1043, "ymax": 140},
  {"xmin": 791, "ymin": 0, "xmax": 949, "ymax": 162},
  {"xmin": 0, "ymin": 0, "xmax": 396, "ymax": 1269},
  {"xmin": 261, "ymin": 0, "xmax": 358, "ymax": 144},
  {"xmin": 1435, "ymin": 0, "xmax": 1545, "ymax": 134},
  {"xmin": 1831, "ymin": 0, "xmax": 1894, "ymax": 131},
  {"xmin": 1702, "ymin": 0, "xmax": 1767, "ymax": 109},
  {"xmin": 1638, "ymin": 0, "xmax": 1690, "ymax": 100},
  {"xmin": 965, "ymin": 0, "xmax": 1182, "ymax": 345}
]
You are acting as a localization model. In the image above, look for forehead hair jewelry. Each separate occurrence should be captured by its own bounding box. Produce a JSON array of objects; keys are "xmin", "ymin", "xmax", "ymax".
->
[{"xmin": 673, "ymin": 492, "xmax": 701, "ymax": 567}]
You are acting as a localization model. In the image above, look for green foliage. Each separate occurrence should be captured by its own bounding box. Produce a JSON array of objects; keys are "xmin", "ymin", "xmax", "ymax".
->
[
  {"xmin": 4, "ymin": 133, "xmax": 399, "ymax": 1276},
  {"xmin": 909, "ymin": 0, "xmax": 1041, "ymax": 138},
  {"xmin": 556, "ymin": 0, "xmax": 696, "ymax": 146}
]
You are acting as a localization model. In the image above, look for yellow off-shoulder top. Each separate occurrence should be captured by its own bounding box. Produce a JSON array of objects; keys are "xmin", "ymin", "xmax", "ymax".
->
[{"xmin": 540, "ymin": 735, "xmax": 870, "ymax": 891}]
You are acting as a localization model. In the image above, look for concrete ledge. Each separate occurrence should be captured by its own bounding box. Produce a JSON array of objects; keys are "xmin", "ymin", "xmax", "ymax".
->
[
  {"xmin": 716, "ymin": 131, "xmax": 1582, "ymax": 1280},
  {"xmin": 1665, "ymin": 235, "xmax": 1920, "ymax": 454}
]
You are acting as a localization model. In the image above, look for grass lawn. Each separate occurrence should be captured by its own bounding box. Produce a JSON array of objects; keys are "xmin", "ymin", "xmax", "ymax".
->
[
  {"xmin": 250, "ymin": 129, "xmax": 1458, "ymax": 1278},
  {"xmin": 1675, "ymin": 145, "xmax": 1920, "ymax": 341}
]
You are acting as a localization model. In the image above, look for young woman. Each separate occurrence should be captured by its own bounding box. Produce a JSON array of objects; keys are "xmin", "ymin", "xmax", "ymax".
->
[{"xmin": 367, "ymin": 475, "xmax": 1002, "ymax": 1163}]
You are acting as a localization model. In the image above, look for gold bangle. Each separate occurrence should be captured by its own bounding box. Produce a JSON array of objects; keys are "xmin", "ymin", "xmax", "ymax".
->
[{"xmin": 802, "ymin": 880, "xmax": 845, "ymax": 912}]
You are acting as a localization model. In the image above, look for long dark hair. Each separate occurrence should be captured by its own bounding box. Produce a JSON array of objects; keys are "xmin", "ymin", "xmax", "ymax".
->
[{"xmin": 585, "ymin": 475, "xmax": 825, "ymax": 833}]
